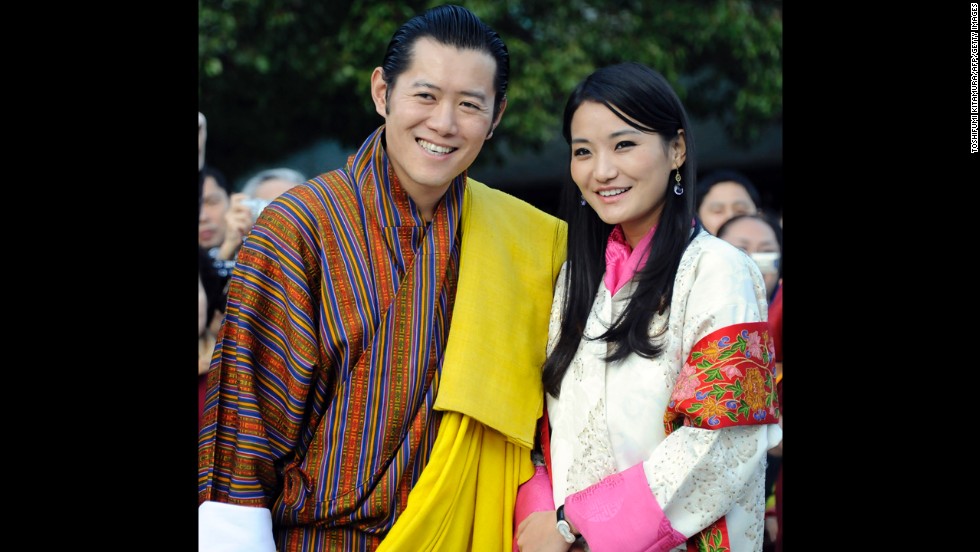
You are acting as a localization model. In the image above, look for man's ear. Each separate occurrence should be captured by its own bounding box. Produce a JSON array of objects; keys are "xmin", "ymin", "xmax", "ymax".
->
[
  {"xmin": 488, "ymin": 96, "xmax": 507, "ymax": 138},
  {"xmin": 370, "ymin": 67, "xmax": 388, "ymax": 118}
]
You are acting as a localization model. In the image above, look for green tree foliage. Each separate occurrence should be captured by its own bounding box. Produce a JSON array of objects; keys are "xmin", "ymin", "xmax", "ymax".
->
[{"xmin": 200, "ymin": 0, "xmax": 781, "ymax": 180}]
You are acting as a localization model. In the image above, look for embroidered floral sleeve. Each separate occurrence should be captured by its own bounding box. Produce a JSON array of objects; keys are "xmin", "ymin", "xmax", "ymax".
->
[
  {"xmin": 642, "ymin": 239, "xmax": 782, "ymax": 551},
  {"xmin": 665, "ymin": 322, "xmax": 780, "ymax": 433}
]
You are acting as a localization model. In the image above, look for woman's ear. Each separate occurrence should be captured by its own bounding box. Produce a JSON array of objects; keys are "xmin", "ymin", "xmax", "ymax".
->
[{"xmin": 672, "ymin": 129, "xmax": 687, "ymax": 168}]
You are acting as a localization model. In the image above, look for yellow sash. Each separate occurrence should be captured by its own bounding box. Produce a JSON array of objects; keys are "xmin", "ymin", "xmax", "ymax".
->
[
  {"xmin": 378, "ymin": 179, "xmax": 566, "ymax": 551},
  {"xmin": 436, "ymin": 179, "xmax": 566, "ymax": 448}
]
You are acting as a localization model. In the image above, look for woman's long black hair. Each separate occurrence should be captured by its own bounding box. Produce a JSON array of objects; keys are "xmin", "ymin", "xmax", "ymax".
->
[{"xmin": 543, "ymin": 62, "xmax": 702, "ymax": 397}]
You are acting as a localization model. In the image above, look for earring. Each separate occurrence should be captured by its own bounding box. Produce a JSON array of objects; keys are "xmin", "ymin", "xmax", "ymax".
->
[
  {"xmin": 673, "ymin": 170, "xmax": 683, "ymax": 196},
  {"xmin": 579, "ymin": 194, "xmax": 586, "ymax": 206}
]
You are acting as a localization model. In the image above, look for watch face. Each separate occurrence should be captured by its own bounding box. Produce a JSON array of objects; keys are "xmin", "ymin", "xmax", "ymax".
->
[{"xmin": 556, "ymin": 520, "xmax": 576, "ymax": 544}]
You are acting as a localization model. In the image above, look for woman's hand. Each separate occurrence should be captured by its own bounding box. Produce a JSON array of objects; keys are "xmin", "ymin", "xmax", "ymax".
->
[{"xmin": 515, "ymin": 510, "xmax": 574, "ymax": 552}]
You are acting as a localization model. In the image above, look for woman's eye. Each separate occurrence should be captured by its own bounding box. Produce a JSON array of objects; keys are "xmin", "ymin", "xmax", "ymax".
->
[
  {"xmin": 573, "ymin": 148, "xmax": 591, "ymax": 157},
  {"xmin": 615, "ymin": 141, "xmax": 636, "ymax": 150}
]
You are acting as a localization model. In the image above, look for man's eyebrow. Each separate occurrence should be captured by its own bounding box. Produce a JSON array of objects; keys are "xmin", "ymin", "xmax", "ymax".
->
[{"xmin": 412, "ymin": 80, "xmax": 488, "ymax": 103}]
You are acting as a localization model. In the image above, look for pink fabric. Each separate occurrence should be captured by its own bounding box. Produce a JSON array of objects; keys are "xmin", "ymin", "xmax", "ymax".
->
[
  {"xmin": 513, "ymin": 465, "xmax": 555, "ymax": 552},
  {"xmin": 604, "ymin": 225, "xmax": 657, "ymax": 296},
  {"xmin": 562, "ymin": 463, "xmax": 686, "ymax": 552}
]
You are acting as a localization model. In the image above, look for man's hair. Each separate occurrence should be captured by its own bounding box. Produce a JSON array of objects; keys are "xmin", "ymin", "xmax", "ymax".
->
[
  {"xmin": 201, "ymin": 164, "xmax": 231, "ymax": 197},
  {"xmin": 240, "ymin": 168, "xmax": 307, "ymax": 197},
  {"xmin": 380, "ymin": 4, "xmax": 509, "ymax": 121}
]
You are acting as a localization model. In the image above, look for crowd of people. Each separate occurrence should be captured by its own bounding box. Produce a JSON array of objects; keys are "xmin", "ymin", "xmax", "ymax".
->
[{"xmin": 197, "ymin": 5, "xmax": 783, "ymax": 552}]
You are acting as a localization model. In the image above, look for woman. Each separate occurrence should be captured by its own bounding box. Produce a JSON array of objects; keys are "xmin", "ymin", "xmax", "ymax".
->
[
  {"xmin": 695, "ymin": 169, "xmax": 762, "ymax": 235},
  {"xmin": 514, "ymin": 62, "xmax": 781, "ymax": 552},
  {"xmin": 716, "ymin": 213, "xmax": 782, "ymax": 302}
]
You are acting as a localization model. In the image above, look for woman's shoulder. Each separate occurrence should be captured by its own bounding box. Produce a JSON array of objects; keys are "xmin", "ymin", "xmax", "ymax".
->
[{"xmin": 674, "ymin": 230, "xmax": 768, "ymax": 316}]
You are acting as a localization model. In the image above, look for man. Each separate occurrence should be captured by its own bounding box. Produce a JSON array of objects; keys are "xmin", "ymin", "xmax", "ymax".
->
[
  {"xmin": 239, "ymin": 167, "xmax": 308, "ymax": 219},
  {"xmin": 241, "ymin": 168, "xmax": 307, "ymax": 201},
  {"xmin": 199, "ymin": 164, "xmax": 252, "ymax": 281},
  {"xmin": 198, "ymin": 5, "xmax": 567, "ymax": 551}
]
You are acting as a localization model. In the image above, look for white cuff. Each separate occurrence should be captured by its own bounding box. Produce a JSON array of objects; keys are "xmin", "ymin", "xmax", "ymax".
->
[
  {"xmin": 766, "ymin": 422, "xmax": 783, "ymax": 449},
  {"xmin": 199, "ymin": 501, "xmax": 276, "ymax": 552}
]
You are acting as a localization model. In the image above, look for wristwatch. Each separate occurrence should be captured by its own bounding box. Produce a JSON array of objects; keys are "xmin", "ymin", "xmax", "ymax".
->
[{"xmin": 556, "ymin": 505, "xmax": 576, "ymax": 544}]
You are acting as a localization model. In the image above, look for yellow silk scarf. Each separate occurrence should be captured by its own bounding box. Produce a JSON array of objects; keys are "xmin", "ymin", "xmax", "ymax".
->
[
  {"xmin": 378, "ymin": 179, "xmax": 566, "ymax": 551},
  {"xmin": 437, "ymin": 179, "xmax": 567, "ymax": 448},
  {"xmin": 376, "ymin": 412, "xmax": 528, "ymax": 552}
]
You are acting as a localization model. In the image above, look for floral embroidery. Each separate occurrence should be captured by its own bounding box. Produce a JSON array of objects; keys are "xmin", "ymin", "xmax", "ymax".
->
[
  {"xmin": 697, "ymin": 395, "xmax": 728, "ymax": 427},
  {"xmin": 699, "ymin": 339, "xmax": 724, "ymax": 363},
  {"xmin": 673, "ymin": 362, "xmax": 699, "ymax": 400},
  {"xmin": 744, "ymin": 369, "xmax": 768, "ymax": 414},
  {"xmin": 691, "ymin": 519, "xmax": 729, "ymax": 552},
  {"xmin": 745, "ymin": 331, "xmax": 763, "ymax": 359},
  {"xmin": 719, "ymin": 364, "xmax": 743, "ymax": 379},
  {"xmin": 666, "ymin": 322, "xmax": 779, "ymax": 430}
]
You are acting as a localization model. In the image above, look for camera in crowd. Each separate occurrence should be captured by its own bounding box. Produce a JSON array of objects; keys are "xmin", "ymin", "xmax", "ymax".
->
[{"xmin": 241, "ymin": 198, "xmax": 272, "ymax": 219}]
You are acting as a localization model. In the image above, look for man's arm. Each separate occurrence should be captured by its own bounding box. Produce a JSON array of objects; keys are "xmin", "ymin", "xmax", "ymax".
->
[{"xmin": 198, "ymin": 195, "xmax": 326, "ymax": 549}]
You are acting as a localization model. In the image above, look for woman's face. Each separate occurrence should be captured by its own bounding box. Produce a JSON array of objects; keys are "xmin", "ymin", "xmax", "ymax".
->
[
  {"xmin": 698, "ymin": 181, "xmax": 757, "ymax": 235},
  {"xmin": 718, "ymin": 216, "xmax": 780, "ymax": 296},
  {"xmin": 569, "ymin": 101, "xmax": 685, "ymax": 247}
]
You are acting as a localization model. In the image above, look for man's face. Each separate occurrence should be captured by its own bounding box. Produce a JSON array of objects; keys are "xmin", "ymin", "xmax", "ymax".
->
[
  {"xmin": 253, "ymin": 178, "xmax": 299, "ymax": 202},
  {"xmin": 372, "ymin": 37, "xmax": 502, "ymax": 206},
  {"xmin": 199, "ymin": 176, "xmax": 229, "ymax": 248}
]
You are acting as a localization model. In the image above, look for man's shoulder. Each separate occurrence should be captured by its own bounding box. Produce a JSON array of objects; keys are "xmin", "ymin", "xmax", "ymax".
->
[
  {"xmin": 280, "ymin": 168, "xmax": 359, "ymax": 209},
  {"xmin": 466, "ymin": 178, "xmax": 560, "ymax": 225},
  {"xmin": 260, "ymin": 168, "xmax": 362, "ymax": 236},
  {"xmin": 306, "ymin": 168, "xmax": 354, "ymax": 194}
]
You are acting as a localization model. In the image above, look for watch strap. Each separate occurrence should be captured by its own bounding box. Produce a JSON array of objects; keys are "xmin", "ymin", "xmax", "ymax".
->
[{"xmin": 556, "ymin": 505, "xmax": 576, "ymax": 544}]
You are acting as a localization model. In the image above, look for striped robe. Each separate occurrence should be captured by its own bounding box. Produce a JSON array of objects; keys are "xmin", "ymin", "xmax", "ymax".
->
[{"xmin": 198, "ymin": 126, "xmax": 467, "ymax": 550}]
